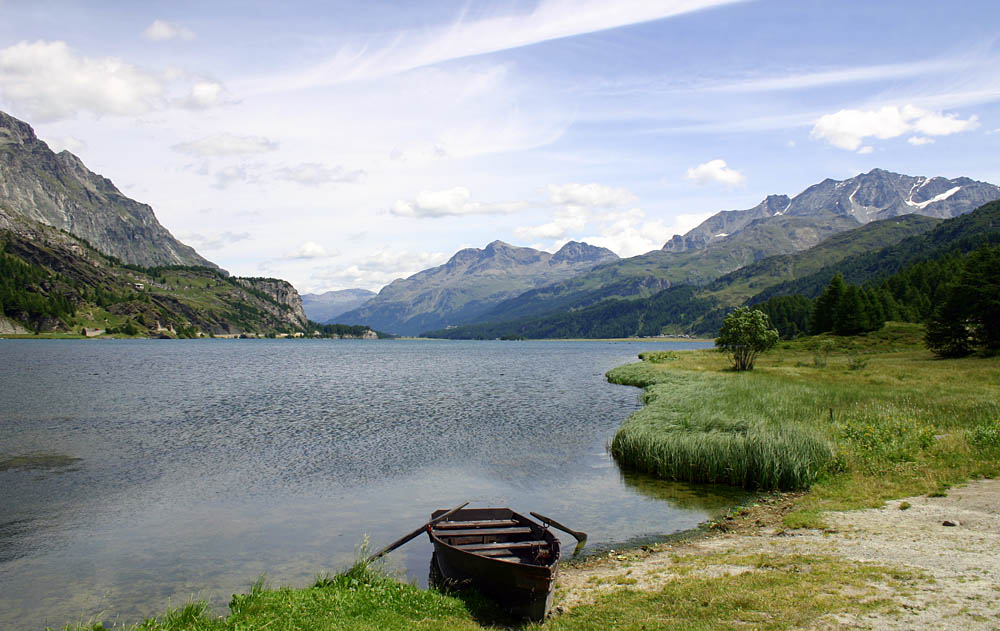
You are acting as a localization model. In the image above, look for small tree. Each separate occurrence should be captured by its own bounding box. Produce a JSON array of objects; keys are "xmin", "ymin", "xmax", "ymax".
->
[{"xmin": 716, "ymin": 306, "xmax": 780, "ymax": 371}]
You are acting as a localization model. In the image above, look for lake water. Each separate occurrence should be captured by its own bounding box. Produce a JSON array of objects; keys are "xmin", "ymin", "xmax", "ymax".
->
[{"xmin": 0, "ymin": 339, "xmax": 740, "ymax": 629}]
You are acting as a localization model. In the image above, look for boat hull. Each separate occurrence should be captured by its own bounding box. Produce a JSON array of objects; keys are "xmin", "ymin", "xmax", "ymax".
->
[{"xmin": 427, "ymin": 508, "xmax": 560, "ymax": 620}]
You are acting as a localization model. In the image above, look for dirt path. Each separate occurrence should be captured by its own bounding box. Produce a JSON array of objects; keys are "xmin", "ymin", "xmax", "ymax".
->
[{"xmin": 556, "ymin": 479, "xmax": 1000, "ymax": 629}]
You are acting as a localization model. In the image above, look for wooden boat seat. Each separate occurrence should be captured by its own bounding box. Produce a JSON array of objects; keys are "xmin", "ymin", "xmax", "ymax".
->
[
  {"xmin": 432, "ymin": 526, "xmax": 532, "ymax": 537},
  {"xmin": 454, "ymin": 540, "xmax": 549, "ymax": 552},
  {"xmin": 434, "ymin": 519, "xmax": 519, "ymax": 529}
]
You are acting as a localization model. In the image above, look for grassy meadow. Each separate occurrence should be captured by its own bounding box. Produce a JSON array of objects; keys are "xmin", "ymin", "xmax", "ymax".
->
[
  {"xmin": 59, "ymin": 323, "xmax": 999, "ymax": 630},
  {"xmin": 610, "ymin": 322, "xmax": 1000, "ymax": 525}
]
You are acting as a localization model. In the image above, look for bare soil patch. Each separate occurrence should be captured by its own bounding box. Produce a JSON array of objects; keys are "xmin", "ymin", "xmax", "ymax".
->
[{"xmin": 556, "ymin": 478, "xmax": 1000, "ymax": 629}]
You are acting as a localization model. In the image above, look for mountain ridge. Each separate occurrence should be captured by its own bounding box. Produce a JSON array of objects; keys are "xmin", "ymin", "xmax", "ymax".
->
[
  {"xmin": 0, "ymin": 110, "xmax": 213, "ymax": 268},
  {"xmin": 338, "ymin": 240, "xmax": 619, "ymax": 335}
]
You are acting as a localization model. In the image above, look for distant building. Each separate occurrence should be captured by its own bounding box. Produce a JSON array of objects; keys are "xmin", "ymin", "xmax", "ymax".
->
[{"xmin": 133, "ymin": 283, "xmax": 145, "ymax": 291}]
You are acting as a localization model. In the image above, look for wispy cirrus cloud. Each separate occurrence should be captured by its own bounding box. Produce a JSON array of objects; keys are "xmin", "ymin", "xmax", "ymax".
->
[
  {"xmin": 275, "ymin": 163, "xmax": 365, "ymax": 186},
  {"xmin": 237, "ymin": 0, "xmax": 743, "ymax": 95},
  {"xmin": 173, "ymin": 133, "xmax": 279, "ymax": 157}
]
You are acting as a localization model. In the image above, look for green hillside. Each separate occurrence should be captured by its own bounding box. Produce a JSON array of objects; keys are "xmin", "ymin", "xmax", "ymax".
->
[
  {"xmin": 476, "ymin": 214, "xmax": 861, "ymax": 326},
  {"xmin": 1, "ymin": 216, "xmax": 319, "ymax": 338},
  {"xmin": 427, "ymin": 201, "xmax": 1000, "ymax": 340}
]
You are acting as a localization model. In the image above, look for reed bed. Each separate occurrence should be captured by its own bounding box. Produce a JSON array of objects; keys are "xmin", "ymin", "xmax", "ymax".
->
[
  {"xmin": 608, "ymin": 366, "xmax": 836, "ymax": 490},
  {"xmin": 608, "ymin": 325, "xmax": 1000, "ymax": 493}
]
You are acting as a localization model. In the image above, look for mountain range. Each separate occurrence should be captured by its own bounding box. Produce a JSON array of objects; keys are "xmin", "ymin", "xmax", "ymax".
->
[
  {"xmin": 301, "ymin": 288, "xmax": 377, "ymax": 323},
  {"xmin": 5, "ymin": 106, "xmax": 999, "ymax": 341},
  {"xmin": 333, "ymin": 168, "xmax": 998, "ymax": 337},
  {"xmin": 337, "ymin": 239, "xmax": 619, "ymax": 335}
]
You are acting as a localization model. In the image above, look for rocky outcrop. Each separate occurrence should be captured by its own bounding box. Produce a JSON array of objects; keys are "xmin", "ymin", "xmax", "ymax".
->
[
  {"xmin": 235, "ymin": 278, "xmax": 309, "ymax": 328},
  {"xmin": 664, "ymin": 195, "xmax": 790, "ymax": 253},
  {"xmin": 0, "ymin": 315, "xmax": 30, "ymax": 335},
  {"xmin": 0, "ymin": 110, "xmax": 213, "ymax": 268}
]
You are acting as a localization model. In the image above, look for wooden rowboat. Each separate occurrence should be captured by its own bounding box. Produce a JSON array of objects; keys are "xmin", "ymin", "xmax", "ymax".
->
[{"xmin": 426, "ymin": 507, "xmax": 561, "ymax": 620}]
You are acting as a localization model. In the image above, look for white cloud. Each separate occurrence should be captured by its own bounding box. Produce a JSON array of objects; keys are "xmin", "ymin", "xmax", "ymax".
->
[
  {"xmin": 547, "ymin": 182, "xmax": 637, "ymax": 207},
  {"xmin": 284, "ymin": 241, "xmax": 336, "ymax": 260},
  {"xmin": 275, "ymin": 163, "xmax": 366, "ymax": 186},
  {"xmin": 575, "ymin": 209, "xmax": 674, "ymax": 257},
  {"xmin": 183, "ymin": 80, "xmax": 229, "ymax": 109},
  {"xmin": 391, "ymin": 187, "xmax": 527, "ymax": 218},
  {"xmin": 178, "ymin": 230, "xmax": 252, "ymax": 251},
  {"xmin": 810, "ymin": 104, "xmax": 978, "ymax": 151},
  {"xmin": 143, "ymin": 20, "xmax": 196, "ymax": 41},
  {"xmin": 685, "ymin": 159, "xmax": 746, "ymax": 187},
  {"xmin": 312, "ymin": 250, "xmax": 450, "ymax": 291},
  {"xmin": 239, "ymin": 0, "xmax": 742, "ymax": 95},
  {"xmin": 857, "ymin": 145, "xmax": 874, "ymax": 154},
  {"xmin": 0, "ymin": 39, "xmax": 230, "ymax": 121},
  {"xmin": 514, "ymin": 181, "xmax": 639, "ymax": 240},
  {"xmin": 0, "ymin": 40, "xmax": 166, "ymax": 121},
  {"xmin": 907, "ymin": 136, "xmax": 935, "ymax": 146},
  {"xmin": 173, "ymin": 133, "xmax": 279, "ymax": 156},
  {"xmin": 708, "ymin": 57, "xmax": 965, "ymax": 93}
]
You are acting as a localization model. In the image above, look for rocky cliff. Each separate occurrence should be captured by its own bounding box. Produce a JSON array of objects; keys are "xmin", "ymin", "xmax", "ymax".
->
[
  {"xmin": 235, "ymin": 278, "xmax": 309, "ymax": 328},
  {"xmin": 0, "ymin": 110, "xmax": 213, "ymax": 268}
]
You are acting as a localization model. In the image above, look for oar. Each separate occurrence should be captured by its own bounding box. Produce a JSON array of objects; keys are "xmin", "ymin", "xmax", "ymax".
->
[
  {"xmin": 530, "ymin": 511, "xmax": 588, "ymax": 555},
  {"xmin": 365, "ymin": 501, "xmax": 469, "ymax": 564}
]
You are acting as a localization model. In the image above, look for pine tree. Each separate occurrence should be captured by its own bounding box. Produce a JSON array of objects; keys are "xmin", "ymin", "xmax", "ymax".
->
[{"xmin": 810, "ymin": 273, "xmax": 846, "ymax": 334}]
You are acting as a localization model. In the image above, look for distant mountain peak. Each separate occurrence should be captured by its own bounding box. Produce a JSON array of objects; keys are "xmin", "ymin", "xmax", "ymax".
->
[
  {"xmin": 338, "ymin": 239, "xmax": 621, "ymax": 335},
  {"xmin": 552, "ymin": 240, "xmax": 619, "ymax": 264},
  {"xmin": 666, "ymin": 169, "xmax": 1000, "ymax": 253}
]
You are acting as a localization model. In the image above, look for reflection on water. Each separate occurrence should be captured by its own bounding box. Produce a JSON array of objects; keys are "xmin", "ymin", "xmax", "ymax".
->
[{"xmin": 0, "ymin": 339, "xmax": 726, "ymax": 630}]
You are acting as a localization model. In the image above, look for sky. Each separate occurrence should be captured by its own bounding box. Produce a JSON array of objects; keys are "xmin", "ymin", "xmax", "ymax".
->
[{"xmin": 2, "ymin": 0, "xmax": 999, "ymax": 294}]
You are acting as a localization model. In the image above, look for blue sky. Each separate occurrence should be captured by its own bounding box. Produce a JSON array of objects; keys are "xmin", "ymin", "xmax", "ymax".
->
[{"xmin": 2, "ymin": 0, "xmax": 999, "ymax": 292}]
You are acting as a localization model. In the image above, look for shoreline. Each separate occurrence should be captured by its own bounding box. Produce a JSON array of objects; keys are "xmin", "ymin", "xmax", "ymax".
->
[{"xmin": 554, "ymin": 479, "xmax": 1000, "ymax": 628}]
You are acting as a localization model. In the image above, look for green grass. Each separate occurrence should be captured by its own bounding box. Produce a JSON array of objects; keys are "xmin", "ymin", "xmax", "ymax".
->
[
  {"xmin": 535, "ymin": 553, "xmax": 923, "ymax": 631},
  {"xmin": 608, "ymin": 323, "xmax": 1000, "ymax": 498},
  {"xmin": 60, "ymin": 563, "xmax": 487, "ymax": 631}
]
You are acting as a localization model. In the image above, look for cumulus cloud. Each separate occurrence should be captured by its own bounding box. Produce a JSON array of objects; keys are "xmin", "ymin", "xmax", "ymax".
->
[
  {"xmin": 143, "ymin": 20, "xmax": 195, "ymax": 41},
  {"xmin": 391, "ymin": 187, "xmax": 527, "ymax": 218},
  {"xmin": 810, "ymin": 104, "xmax": 978, "ymax": 151},
  {"xmin": 312, "ymin": 250, "xmax": 450, "ymax": 291},
  {"xmin": 514, "ymin": 181, "xmax": 639, "ymax": 241},
  {"xmin": 275, "ymin": 163, "xmax": 366, "ymax": 186},
  {"xmin": 284, "ymin": 241, "xmax": 336, "ymax": 259},
  {"xmin": 0, "ymin": 39, "xmax": 230, "ymax": 121},
  {"xmin": 0, "ymin": 40, "xmax": 166, "ymax": 121},
  {"xmin": 685, "ymin": 159, "xmax": 746, "ymax": 187},
  {"xmin": 173, "ymin": 133, "xmax": 279, "ymax": 156},
  {"xmin": 183, "ymin": 80, "xmax": 230, "ymax": 109},
  {"xmin": 178, "ymin": 230, "xmax": 251, "ymax": 251},
  {"xmin": 574, "ymin": 209, "xmax": 675, "ymax": 258}
]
